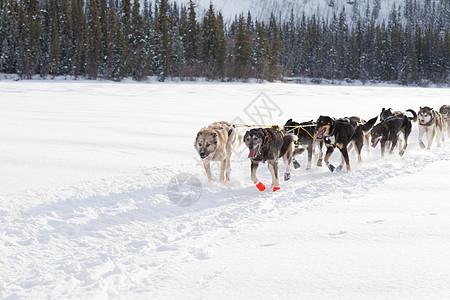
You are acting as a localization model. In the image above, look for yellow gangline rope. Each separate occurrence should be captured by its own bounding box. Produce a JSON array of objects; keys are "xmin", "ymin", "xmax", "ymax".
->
[{"xmin": 232, "ymin": 124, "xmax": 323, "ymax": 141}]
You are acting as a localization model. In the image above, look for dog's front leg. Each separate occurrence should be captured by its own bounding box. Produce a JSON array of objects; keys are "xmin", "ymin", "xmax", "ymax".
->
[
  {"xmin": 317, "ymin": 141, "xmax": 324, "ymax": 167},
  {"xmin": 306, "ymin": 144, "xmax": 313, "ymax": 170},
  {"xmin": 203, "ymin": 159, "xmax": 213, "ymax": 181},
  {"xmin": 251, "ymin": 161, "xmax": 265, "ymax": 191},
  {"xmin": 380, "ymin": 140, "xmax": 386, "ymax": 157},
  {"xmin": 418, "ymin": 128, "xmax": 426, "ymax": 149},
  {"xmin": 427, "ymin": 130, "xmax": 436, "ymax": 149},
  {"xmin": 365, "ymin": 134, "xmax": 370, "ymax": 155},
  {"xmin": 219, "ymin": 158, "xmax": 227, "ymax": 182},
  {"xmin": 268, "ymin": 161, "xmax": 280, "ymax": 191},
  {"xmin": 324, "ymin": 146, "xmax": 335, "ymax": 172},
  {"xmin": 226, "ymin": 145, "xmax": 233, "ymax": 180}
]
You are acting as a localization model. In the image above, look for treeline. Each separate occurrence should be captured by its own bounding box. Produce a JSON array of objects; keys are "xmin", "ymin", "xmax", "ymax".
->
[{"xmin": 0, "ymin": 0, "xmax": 448, "ymax": 84}]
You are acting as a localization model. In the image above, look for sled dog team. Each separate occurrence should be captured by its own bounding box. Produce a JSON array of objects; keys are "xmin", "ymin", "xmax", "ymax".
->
[{"xmin": 194, "ymin": 105, "xmax": 450, "ymax": 192}]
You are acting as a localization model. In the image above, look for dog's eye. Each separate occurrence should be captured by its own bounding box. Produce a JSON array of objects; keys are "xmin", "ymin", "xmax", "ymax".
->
[
  {"xmin": 198, "ymin": 143, "xmax": 202, "ymax": 146},
  {"xmin": 206, "ymin": 143, "xmax": 210, "ymax": 147},
  {"xmin": 253, "ymin": 136, "xmax": 258, "ymax": 140}
]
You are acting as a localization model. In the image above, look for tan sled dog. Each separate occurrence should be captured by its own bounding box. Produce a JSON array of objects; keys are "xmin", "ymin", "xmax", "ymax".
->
[{"xmin": 194, "ymin": 121, "xmax": 239, "ymax": 182}]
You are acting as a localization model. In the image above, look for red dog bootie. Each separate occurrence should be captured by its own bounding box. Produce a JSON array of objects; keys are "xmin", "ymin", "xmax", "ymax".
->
[
  {"xmin": 271, "ymin": 184, "xmax": 280, "ymax": 192},
  {"xmin": 254, "ymin": 180, "xmax": 266, "ymax": 191}
]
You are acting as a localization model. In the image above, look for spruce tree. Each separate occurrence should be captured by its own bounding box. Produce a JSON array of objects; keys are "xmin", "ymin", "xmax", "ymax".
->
[
  {"xmin": 48, "ymin": 0, "xmax": 61, "ymax": 77},
  {"xmin": 267, "ymin": 13, "xmax": 282, "ymax": 80},
  {"xmin": 233, "ymin": 14, "xmax": 252, "ymax": 78},
  {"xmin": 158, "ymin": 0, "xmax": 171, "ymax": 81},
  {"xmin": 130, "ymin": 0, "xmax": 147, "ymax": 80},
  {"xmin": 253, "ymin": 21, "xmax": 269, "ymax": 81},
  {"xmin": 201, "ymin": 4, "xmax": 217, "ymax": 75},
  {"xmin": 185, "ymin": 0, "xmax": 200, "ymax": 65},
  {"xmin": 213, "ymin": 12, "xmax": 227, "ymax": 77},
  {"xmin": 71, "ymin": 0, "xmax": 87, "ymax": 77},
  {"xmin": 59, "ymin": 0, "xmax": 72, "ymax": 75},
  {"xmin": 86, "ymin": 0, "xmax": 101, "ymax": 79},
  {"xmin": 22, "ymin": 0, "xmax": 42, "ymax": 78},
  {"xmin": 119, "ymin": 0, "xmax": 132, "ymax": 78}
]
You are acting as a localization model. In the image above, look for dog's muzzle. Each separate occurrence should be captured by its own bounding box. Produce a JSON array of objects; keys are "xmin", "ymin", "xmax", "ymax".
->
[
  {"xmin": 371, "ymin": 140, "xmax": 379, "ymax": 148},
  {"xmin": 315, "ymin": 128, "xmax": 326, "ymax": 138},
  {"xmin": 199, "ymin": 150, "xmax": 208, "ymax": 159},
  {"xmin": 248, "ymin": 145, "xmax": 259, "ymax": 159}
]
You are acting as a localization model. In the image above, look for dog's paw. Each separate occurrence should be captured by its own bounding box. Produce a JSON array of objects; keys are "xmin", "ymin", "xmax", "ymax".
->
[
  {"xmin": 271, "ymin": 184, "xmax": 280, "ymax": 192},
  {"xmin": 399, "ymin": 149, "xmax": 405, "ymax": 157},
  {"xmin": 336, "ymin": 164, "xmax": 344, "ymax": 171},
  {"xmin": 306, "ymin": 165, "xmax": 311, "ymax": 170},
  {"xmin": 254, "ymin": 180, "xmax": 266, "ymax": 191},
  {"xmin": 326, "ymin": 162, "xmax": 335, "ymax": 172},
  {"xmin": 419, "ymin": 141, "xmax": 426, "ymax": 149},
  {"xmin": 317, "ymin": 159, "xmax": 323, "ymax": 167},
  {"xmin": 293, "ymin": 159, "xmax": 301, "ymax": 169},
  {"xmin": 284, "ymin": 172, "xmax": 291, "ymax": 181}
]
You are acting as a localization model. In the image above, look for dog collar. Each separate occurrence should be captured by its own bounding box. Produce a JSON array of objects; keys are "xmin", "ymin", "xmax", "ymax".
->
[{"xmin": 325, "ymin": 124, "xmax": 335, "ymax": 137}]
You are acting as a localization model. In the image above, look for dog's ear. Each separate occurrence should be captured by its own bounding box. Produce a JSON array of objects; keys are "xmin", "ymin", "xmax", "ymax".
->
[
  {"xmin": 381, "ymin": 108, "xmax": 385, "ymax": 112},
  {"xmin": 257, "ymin": 128, "xmax": 265, "ymax": 138},
  {"xmin": 243, "ymin": 131, "xmax": 249, "ymax": 142},
  {"xmin": 287, "ymin": 118, "xmax": 292, "ymax": 123},
  {"xmin": 196, "ymin": 131, "xmax": 202, "ymax": 139}
]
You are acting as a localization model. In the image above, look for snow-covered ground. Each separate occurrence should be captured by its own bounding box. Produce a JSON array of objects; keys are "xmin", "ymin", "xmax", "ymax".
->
[{"xmin": 1, "ymin": 81, "xmax": 449, "ymax": 298}]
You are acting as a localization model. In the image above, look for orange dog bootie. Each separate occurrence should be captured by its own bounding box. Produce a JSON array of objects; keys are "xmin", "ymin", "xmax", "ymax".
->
[
  {"xmin": 254, "ymin": 180, "xmax": 266, "ymax": 191},
  {"xmin": 271, "ymin": 184, "xmax": 280, "ymax": 192}
]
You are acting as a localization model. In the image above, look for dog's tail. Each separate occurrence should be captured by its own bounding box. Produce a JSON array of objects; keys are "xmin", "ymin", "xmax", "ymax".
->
[
  {"xmin": 280, "ymin": 133, "xmax": 298, "ymax": 158},
  {"xmin": 359, "ymin": 116, "xmax": 378, "ymax": 133},
  {"xmin": 227, "ymin": 126, "xmax": 243, "ymax": 146},
  {"xmin": 293, "ymin": 148, "xmax": 305, "ymax": 156},
  {"xmin": 237, "ymin": 133, "xmax": 243, "ymax": 146},
  {"xmin": 406, "ymin": 109, "xmax": 417, "ymax": 122}
]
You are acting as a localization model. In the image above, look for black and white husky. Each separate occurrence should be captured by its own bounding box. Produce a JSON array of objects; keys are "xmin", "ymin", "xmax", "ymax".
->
[{"xmin": 417, "ymin": 106, "xmax": 446, "ymax": 149}]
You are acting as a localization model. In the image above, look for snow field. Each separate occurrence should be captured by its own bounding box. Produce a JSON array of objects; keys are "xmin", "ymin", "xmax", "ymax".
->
[{"xmin": 0, "ymin": 81, "xmax": 449, "ymax": 298}]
